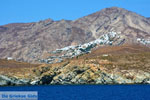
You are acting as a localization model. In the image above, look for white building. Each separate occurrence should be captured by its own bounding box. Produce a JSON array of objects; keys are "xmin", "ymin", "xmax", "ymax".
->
[{"xmin": 7, "ymin": 57, "xmax": 13, "ymax": 60}]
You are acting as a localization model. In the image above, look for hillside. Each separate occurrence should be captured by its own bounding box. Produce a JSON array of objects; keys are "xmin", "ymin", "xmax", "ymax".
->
[
  {"xmin": 1, "ymin": 45, "xmax": 150, "ymax": 86},
  {"xmin": 0, "ymin": 7, "xmax": 150, "ymax": 63}
]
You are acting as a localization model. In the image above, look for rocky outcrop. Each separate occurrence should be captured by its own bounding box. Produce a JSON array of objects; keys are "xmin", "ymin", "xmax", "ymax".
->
[
  {"xmin": 31, "ymin": 47, "xmax": 150, "ymax": 85},
  {"xmin": 1, "ymin": 45, "xmax": 150, "ymax": 86},
  {"xmin": 1, "ymin": 68, "xmax": 150, "ymax": 86},
  {"xmin": 0, "ymin": 75, "xmax": 30, "ymax": 86},
  {"xmin": 44, "ymin": 66, "xmax": 150, "ymax": 85}
]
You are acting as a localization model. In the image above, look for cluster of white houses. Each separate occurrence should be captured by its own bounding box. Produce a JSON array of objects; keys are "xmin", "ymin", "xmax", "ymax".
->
[
  {"xmin": 40, "ymin": 31, "xmax": 121, "ymax": 64},
  {"xmin": 137, "ymin": 38, "xmax": 150, "ymax": 45}
]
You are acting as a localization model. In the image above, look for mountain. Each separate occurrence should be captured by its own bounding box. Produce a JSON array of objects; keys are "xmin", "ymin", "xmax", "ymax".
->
[
  {"xmin": 73, "ymin": 7, "xmax": 150, "ymax": 41},
  {"xmin": 0, "ymin": 7, "xmax": 150, "ymax": 63}
]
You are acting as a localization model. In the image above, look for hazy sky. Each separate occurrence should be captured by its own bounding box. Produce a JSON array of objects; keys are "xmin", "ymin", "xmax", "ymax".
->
[{"xmin": 0, "ymin": 0, "xmax": 150, "ymax": 25}]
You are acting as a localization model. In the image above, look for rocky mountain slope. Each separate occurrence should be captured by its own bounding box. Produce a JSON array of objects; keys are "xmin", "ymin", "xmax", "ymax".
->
[
  {"xmin": 1, "ymin": 45, "xmax": 150, "ymax": 86},
  {"xmin": 0, "ymin": 7, "xmax": 150, "ymax": 63}
]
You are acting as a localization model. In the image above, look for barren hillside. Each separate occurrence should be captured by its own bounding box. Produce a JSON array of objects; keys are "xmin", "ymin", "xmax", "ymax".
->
[{"xmin": 0, "ymin": 7, "xmax": 150, "ymax": 63}]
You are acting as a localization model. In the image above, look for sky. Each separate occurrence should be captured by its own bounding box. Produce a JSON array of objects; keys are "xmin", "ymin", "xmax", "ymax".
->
[{"xmin": 0, "ymin": 0, "xmax": 150, "ymax": 25}]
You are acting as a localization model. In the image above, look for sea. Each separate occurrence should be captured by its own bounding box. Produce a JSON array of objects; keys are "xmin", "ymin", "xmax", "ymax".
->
[{"xmin": 0, "ymin": 85, "xmax": 150, "ymax": 100}]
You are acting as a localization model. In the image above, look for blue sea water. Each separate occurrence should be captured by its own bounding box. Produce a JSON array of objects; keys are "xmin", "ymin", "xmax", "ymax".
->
[{"xmin": 0, "ymin": 85, "xmax": 150, "ymax": 100}]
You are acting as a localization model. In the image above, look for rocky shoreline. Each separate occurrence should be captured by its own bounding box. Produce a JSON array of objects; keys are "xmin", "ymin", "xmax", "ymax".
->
[
  {"xmin": 1, "ymin": 44, "xmax": 150, "ymax": 87},
  {"xmin": 1, "ymin": 70, "xmax": 150, "ymax": 86},
  {"xmin": 1, "ymin": 59, "xmax": 150, "ymax": 86}
]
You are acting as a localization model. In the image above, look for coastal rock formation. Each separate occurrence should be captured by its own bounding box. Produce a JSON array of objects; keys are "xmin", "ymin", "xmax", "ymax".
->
[
  {"xmin": 0, "ymin": 45, "xmax": 150, "ymax": 86},
  {"xmin": 0, "ymin": 75, "xmax": 30, "ymax": 86}
]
